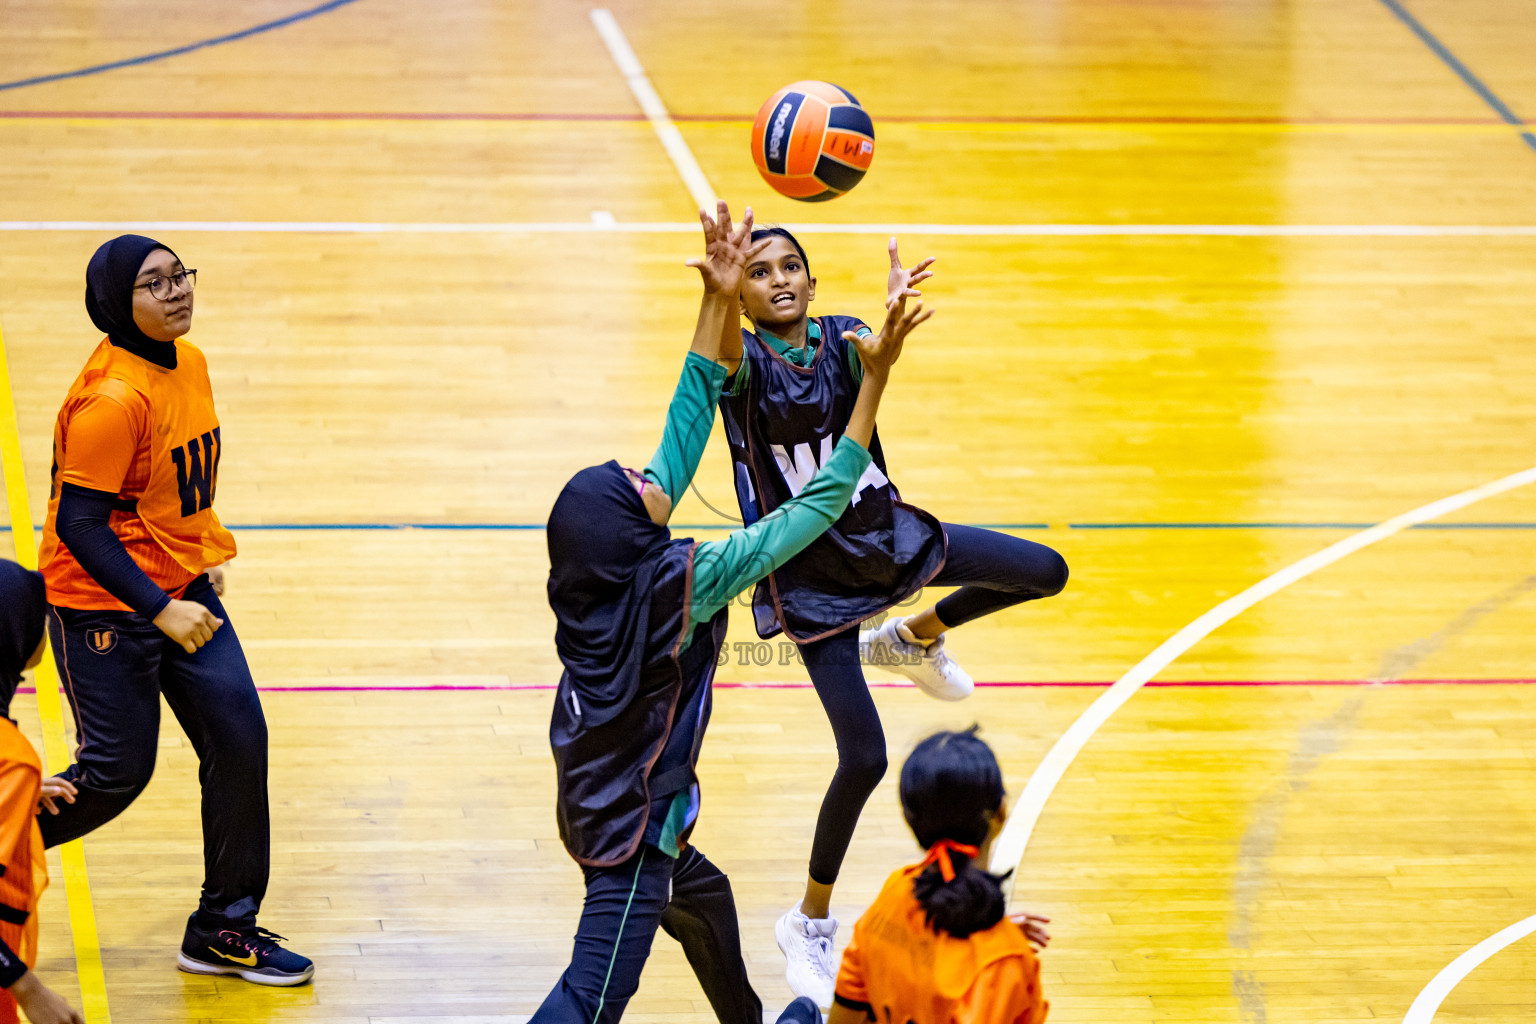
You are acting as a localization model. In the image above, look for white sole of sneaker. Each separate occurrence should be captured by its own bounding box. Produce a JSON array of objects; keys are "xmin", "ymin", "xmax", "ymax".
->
[{"xmin": 177, "ymin": 952, "xmax": 314, "ymax": 986}]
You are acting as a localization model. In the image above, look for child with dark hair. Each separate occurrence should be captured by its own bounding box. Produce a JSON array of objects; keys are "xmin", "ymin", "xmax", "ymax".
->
[{"xmin": 828, "ymin": 728, "xmax": 1050, "ymax": 1024}]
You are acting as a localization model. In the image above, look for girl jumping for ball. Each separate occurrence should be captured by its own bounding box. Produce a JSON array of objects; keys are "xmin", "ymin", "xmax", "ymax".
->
[
  {"xmin": 716, "ymin": 231, "xmax": 1069, "ymax": 1004},
  {"xmin": 533, "ymin": 203, "xmax": 929, "ymax": 1024}
]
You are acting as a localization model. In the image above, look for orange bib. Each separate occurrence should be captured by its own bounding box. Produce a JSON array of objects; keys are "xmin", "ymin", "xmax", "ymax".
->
[{"xmin": 41, "ymin": 338, "xmax": 237, "ymax": 610}]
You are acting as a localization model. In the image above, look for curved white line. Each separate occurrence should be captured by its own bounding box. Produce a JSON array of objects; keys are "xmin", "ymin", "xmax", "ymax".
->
[
  {"xmin": 1403, "ymin": 914, "xmax": 1536, "ymax": 1023},
  {"xmin": 989, "ymin": 465, "xmax": 1536, "ymax": 880}
]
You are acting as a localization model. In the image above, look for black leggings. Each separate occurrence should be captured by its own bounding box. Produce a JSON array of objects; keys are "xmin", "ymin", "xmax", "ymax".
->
[{"xmin": 803, "ymin": 523, "xmax": 1067, "ymax": 885}]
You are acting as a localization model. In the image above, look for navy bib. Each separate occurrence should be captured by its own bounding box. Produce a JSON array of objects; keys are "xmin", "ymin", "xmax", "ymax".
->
[{"xmin": 718, "ymin": 315, "xmax": 945, "ymax": 642}]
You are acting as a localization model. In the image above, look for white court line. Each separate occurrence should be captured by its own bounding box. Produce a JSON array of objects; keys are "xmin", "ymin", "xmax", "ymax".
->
[
  {"xmin": 589, "ymin": 8, "xmax": 716, "ymax": 212},
  {"xmin": 6, "ymin": 221, "xmax": 1536, "ymax": 236},
  {"xmin": 988, "ymin": 464, "xmax": 1536, "ymax": 882},
  {"xmin": 1403, "ymin": 914, "xmax": 1536, "ymax": 1023}
]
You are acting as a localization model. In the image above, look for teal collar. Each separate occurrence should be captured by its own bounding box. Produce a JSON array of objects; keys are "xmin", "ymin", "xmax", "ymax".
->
[{"xmin": 757, "ymin": 320, "xmax": 821, "ymax": 367}]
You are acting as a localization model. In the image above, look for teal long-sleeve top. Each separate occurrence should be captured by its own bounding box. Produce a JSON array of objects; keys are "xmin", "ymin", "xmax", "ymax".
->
[{"xmin": 643, "ymin": 351, "xmax": 873, "ymax": 648}]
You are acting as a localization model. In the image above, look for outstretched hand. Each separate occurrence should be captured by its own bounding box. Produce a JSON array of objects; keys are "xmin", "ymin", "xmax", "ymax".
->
[
  {"xmin": 686, "ymin": 200, "xmax": 770, "ymax": 296},
  {"xmin": 886, "ymin": 237, "xmax": 936, "ymax": 311},
  {"xmin": 846, "ymin": 294, "xmax": 933, "ymax": 380}
]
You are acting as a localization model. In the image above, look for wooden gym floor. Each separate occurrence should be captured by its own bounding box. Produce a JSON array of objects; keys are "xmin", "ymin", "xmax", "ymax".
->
[{"xmin": 2, "ymin": 1, "xmax": 1535, "ymax": 1021}]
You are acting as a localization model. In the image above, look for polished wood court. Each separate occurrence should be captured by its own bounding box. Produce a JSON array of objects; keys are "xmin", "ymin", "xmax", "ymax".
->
[{"xmin": 2, "ymin": 1, "xmax": 1535, "ymax": 1021}]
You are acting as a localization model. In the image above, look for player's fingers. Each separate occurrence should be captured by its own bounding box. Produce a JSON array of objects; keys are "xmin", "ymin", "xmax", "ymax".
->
[
  {"xmin": 744, "ymin": 238, "xmax": 772, "ymax": 260},
  {"xmin": 182, "ymin": 639, "xmax": 198, "ymax": 654},
  {"xmin": 913, "ymin": 256, "xmax": 937, "ymax": 272},
  {"xmin": 40, "ymin": 797, "xmax": 57, "ymax": 814},
  {"xmin": 697, "ymin": 208, "xmax": 715, "ymax": 236},
  {"xmin": 910, "ymin": 269, "xmax": 934, "ymax": 286},
  {"xmin": 716, "ymin": 199, "xmax": 733, "ymax": 239},
  {"xmin": 888, "ymin": 236, "xmax": 901, "ymax": 267},
  {"xmin": 739, "ymin": 205, "xmax": 754, "ymax": 238}
]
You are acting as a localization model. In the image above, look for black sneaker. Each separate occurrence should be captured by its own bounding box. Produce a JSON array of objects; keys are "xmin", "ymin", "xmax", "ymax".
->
[{"xmin": 177, "ymin": 914, "xmax": 314, "ymax": 986}]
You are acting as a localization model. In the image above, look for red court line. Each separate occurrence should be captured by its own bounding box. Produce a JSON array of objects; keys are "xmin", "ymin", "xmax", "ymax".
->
[
  {"xmin": 0, "ymin": 110, "xmax": 1515, "ymax": 126},
  {"xmin": 14, "ymin": 678, "xmax": 1532, "ymax": 696}
]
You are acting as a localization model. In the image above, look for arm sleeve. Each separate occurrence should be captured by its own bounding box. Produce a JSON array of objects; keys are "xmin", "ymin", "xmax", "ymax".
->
[
  {"xmin": 55, "ymin": 484, "xmax": 171, "ymax": 618},
  {"xmin": 689, "ymin": 436, "xmax": 872, "ymax": 623},
  {"xmin": 0, "ymin": 762, "xmax": 35, "ymax": 989},
  {"xmin": 952, "ymin": 956, "xmax": 1047, "ymax": 1024},
  {"xmin": 643, "ymin": 351, "xmax": 730, "ymax": 508}
]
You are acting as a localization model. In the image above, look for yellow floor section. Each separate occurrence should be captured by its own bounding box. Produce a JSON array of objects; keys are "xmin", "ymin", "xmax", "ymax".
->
[{"xmin": 2, "ymin": 0, "xmax": 1535, "ymax": 1020}]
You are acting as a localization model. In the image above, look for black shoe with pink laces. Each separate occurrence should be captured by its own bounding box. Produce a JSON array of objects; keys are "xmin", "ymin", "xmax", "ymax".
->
[{"xmin": 177, "ymin": 914, "xmax": 314, "ymax": 986}]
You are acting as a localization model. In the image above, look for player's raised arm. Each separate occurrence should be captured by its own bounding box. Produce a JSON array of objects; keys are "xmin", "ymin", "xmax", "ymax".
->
[
  {"xmin": 636, "ymin": 202, "xmax": 769, "ymax": 525},
  {"xmin": 684, "ymin": 201, "xmax": 767, "ymax": 360},
  {"xmin": 843, "ymin": 293, "xmax": 932, "ymax": 449}
]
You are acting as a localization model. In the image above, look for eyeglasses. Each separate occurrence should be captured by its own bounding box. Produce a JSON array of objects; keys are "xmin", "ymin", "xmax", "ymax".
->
[{"xmin": 134, "ymin": 268, "xmax": 197, "ymax": 301}]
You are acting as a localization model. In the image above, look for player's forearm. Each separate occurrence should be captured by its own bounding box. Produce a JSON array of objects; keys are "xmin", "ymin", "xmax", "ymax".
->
[
  {"xmin": 689, "ymin": 437, "xmax": 872, "ymax": 620},
  {"xmin": 55, "ymin": 484, "xmax": 170, "ymax": 617},
  {"xmin": 688, "ymin": 292, "xmax": 734, "ymax": 360},
  {"xmin": 717, "ymin": 302, "xmax": 744, "ymax": 374},
  {"xmin": 843, "ymin": 369, "xmax": 887, "ymax": 450},
  {"xmin": 644, "ymin": 352, "xmax": 728, "ymax": 506}
]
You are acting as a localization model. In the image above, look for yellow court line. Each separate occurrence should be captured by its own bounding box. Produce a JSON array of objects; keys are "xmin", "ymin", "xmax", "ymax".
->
[{"xmin": 0, "ymin": 322, "xmax": 112, "ymax": 1023}]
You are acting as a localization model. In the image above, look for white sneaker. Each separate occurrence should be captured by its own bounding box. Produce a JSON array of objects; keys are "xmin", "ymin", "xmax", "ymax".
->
[
  {"xmin": 775, "ymin": 903, "xmax": 838, "ymax": 1008},
  {"xmin": 859, "ymin": 616, "xmax": 974, "ymax": 701}
]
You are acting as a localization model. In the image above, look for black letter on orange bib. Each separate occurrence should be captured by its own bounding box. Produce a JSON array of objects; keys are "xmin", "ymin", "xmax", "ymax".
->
[{"xmin": 171, "ymin": 430, "xmax": 218, "ymax": 517}]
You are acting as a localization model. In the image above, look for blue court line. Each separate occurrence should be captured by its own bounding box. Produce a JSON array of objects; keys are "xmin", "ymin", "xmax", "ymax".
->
[
  {"xmin": 0, "ymin": 0, "xmax": 362, "ymax": 94},
  {"xmin": 1376, "ymin": 0, "xmax": 1536, "ymax": 156},
  {"xmin": 6, "ymin": 521, "xmax": 1536, "ymax": 533}
]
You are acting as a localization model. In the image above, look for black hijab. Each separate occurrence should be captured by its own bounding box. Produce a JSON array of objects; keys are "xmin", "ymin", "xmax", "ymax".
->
[
  {"xmin": 85, "ymin": 234, "xmax": 181, "ymax": 369},
  {"xmin": 547, "ymin": 461, "xmax": 674, "ymax": 728},
  {"xmin": 0, "ymin": 560, "xmax": 46, "ymax": 719}
]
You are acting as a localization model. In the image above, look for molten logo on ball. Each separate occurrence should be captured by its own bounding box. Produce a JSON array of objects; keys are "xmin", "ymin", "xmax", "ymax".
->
[
  {"xmin": 751, "ymin": 80, "xmax": 875, "ymax": 202},
  {"xmin": 768, "ymin": 101, "xmax": 793, "ymax": 162}
]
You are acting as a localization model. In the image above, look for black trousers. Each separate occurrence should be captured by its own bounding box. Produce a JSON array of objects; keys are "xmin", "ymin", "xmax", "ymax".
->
[
  {"xmin": 40, "ymin": 574, "xmax": 270, "ymax": 927},
  {"xmin": 803, "ymin": 523, "xmax": 1068, "ymax": 885},
  {"xmin": 532, "ymin": 843, "xmax": 760, "ymax": 1024}
]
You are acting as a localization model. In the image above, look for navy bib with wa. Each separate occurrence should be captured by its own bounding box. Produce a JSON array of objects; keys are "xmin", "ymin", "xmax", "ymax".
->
[
  {"xmin": 718, "ymin": 315, "xmax": 946, "ymax": 643},
  {"xmin": 549, "ymin": 540, "xmax": 729, "ymax": 867}
]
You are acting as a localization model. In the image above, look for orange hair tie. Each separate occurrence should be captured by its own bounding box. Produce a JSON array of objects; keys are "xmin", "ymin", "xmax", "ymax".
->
[{"xmin": 921, "ymin": 839, "xmax": 980, "ymax": 883}]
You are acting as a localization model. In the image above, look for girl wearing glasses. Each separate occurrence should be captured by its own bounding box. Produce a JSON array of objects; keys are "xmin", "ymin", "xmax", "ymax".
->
[{"xmin": 36, "ymin": 235, "xmax": 312, "ymax": 985}]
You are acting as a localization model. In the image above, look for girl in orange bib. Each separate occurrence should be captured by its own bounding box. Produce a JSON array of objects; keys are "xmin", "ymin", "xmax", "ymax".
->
[
  {"xmin": 37, "ymin": 235, "xmax": 312, "ymax": 986},
  {"xmin": 830, "ymin": 728, "xmax": 1050, "ymax": 1024}
]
